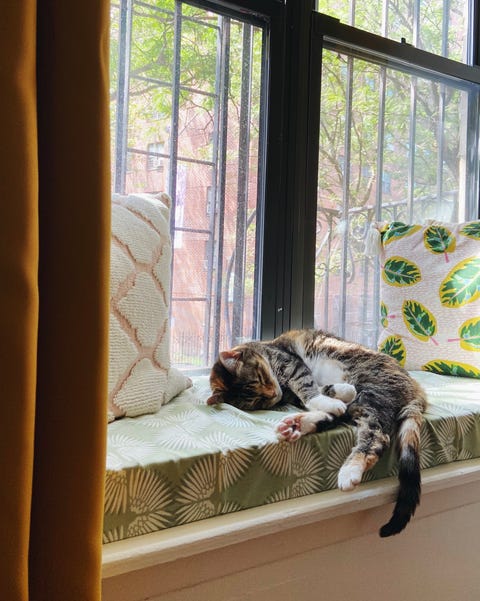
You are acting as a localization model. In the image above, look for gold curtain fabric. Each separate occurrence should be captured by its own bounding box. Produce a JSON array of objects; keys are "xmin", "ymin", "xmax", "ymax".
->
[{"xmin": 0, "ymin": 1, "xmax": 110, "ymax": 600}]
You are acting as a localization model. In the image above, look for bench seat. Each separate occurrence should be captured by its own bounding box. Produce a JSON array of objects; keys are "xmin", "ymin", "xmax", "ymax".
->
[{"xmin": 104, "ymin": 370, "xmax": 480, "ymax": 544}]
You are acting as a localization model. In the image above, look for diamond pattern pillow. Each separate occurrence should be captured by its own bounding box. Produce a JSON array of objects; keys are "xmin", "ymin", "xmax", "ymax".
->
[
  {"xmin": 108, "ymin": 192, "xmax": 191, "ymax": 422},
  {"xmin": 377, "ymin": 220, "xmax": 480, "ymax": 378}
]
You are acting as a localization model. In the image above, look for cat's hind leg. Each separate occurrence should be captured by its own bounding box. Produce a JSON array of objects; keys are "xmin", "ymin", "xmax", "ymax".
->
[
  {"xmin": 307, "ymin": 392, "xmax": 349, "ymax": 416},
  {"xmin": 277, "ymin": 385, "xmax": 355, "ymax": 442},
  {"xmin": 303, "ymin": 383, "xmax": 357, "ymax": 416},
  {"xmin": 276, "ymin": 410, "xmax": 339, "ymax": 442},
  {"xmin": 337, "ymin": 409, "xmax": 390, "ymax": 491},
  {"xmin": 320, "ymin": 383, "xmax": 357, "ymax": 403}
]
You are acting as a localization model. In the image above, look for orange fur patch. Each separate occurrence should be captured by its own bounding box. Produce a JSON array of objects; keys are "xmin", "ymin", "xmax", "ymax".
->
[{"xmin": 348, "ymin": 451, "xmax": 379, "ymax": 473}]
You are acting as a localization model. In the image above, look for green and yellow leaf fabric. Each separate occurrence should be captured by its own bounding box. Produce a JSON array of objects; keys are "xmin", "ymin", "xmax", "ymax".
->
[
  {"xmin": 402, "ymin": 300, "xmax": 437, "ymax": 343},
  {"xmin": 380, "ymin": 222, "xmax": 421, "ymax": 245},
  {"xmin": 382, "ymin": 256, "xmax": 421, "ymax": 287},
  {"xmin": 423, "ymin": 225, "xmax": 455, "ymax": 261},
  {"xmin": 378, "ymin": 220, "xmax": 480, "ymax": 378},
  {"xmin": 458, "ymin": 318, "xmax": 480, "ymax": 352},
  {"xmin": 380, "ymin": 301, "xmax": 388, "ymax": 328},
  {"xmin": 460, "ymin": 222, "xmax": 480, "ymax": 240},
  {"xmin": 439, "ymin": 257, "xmax": 480, "ymax": 307},
  {"xmin": 422, "ymin": 360, "xmax": 480, "ymax": 379},
  {"xmin": 379, "ymin": 335, "xmax": 406, "ymax": 366}
]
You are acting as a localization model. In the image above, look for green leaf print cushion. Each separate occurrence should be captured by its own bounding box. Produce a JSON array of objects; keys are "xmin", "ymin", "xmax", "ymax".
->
[{"xmin": 377, "ymin": 220, "xmax": 480, "ymax": 378}]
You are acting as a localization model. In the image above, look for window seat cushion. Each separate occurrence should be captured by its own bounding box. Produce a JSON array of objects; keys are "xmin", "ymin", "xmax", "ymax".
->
[{"xmin": 103, "ymin": 371, "xmax": 480, "ymax": 544}]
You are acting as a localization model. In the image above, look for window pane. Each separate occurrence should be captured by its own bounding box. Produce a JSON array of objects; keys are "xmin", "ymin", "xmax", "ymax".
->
[
  {"xmin": 111, "ymin": 0, "xmax": 266, "ymax": 369},
  {"xmin": 316, "ymin": 0, "xmax": 473, "ymax": 63},
  {"xmin": 315, "ymin": 47, "xmax": 480, "ymax": 347}
]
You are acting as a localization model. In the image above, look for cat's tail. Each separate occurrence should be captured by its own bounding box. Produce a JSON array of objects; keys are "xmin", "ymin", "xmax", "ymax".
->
[{"xmin": 379, "ymin": 398, "xmax": 425, "ymax": 538}]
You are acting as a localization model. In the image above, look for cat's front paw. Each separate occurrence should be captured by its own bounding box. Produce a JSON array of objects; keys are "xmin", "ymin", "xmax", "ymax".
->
[{"xmin": 276, "ymin": 411, "xmax": 332, "ymax": 442}]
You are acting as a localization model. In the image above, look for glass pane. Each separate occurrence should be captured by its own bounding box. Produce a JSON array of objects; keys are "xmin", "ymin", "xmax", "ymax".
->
[
  {"xmin": 315, "ymin": 47, "xmax": 479, "ymax": 347},
  {"xmin": 111, "ymin": 1, "xmax": 266, "ymax": 369},
  {"xmin": 316, "ymin": 0, "xmax": 472, "ymax": 63}
]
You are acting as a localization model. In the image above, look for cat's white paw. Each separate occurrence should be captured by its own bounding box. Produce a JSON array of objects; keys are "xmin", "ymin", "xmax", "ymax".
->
[
  {"xmin": 338, "ymin": 463, "xmax": 363, "ymax": 491},
  {"xmin": 331, "ymin": 383, "xmax": 356, "ymax": 403},
  {"xmin": 308, "ymin": 394, "xmax": 347, "ymax": 416},
  {"xmin": 276, "ymin": 411, "xmax": 332, "ymax": 442}
]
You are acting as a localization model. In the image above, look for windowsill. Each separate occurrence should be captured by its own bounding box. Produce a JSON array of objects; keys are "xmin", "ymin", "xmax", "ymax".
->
[{"xmin": 102, "ymin": 457, "xmax": 480, "ymax": 578}]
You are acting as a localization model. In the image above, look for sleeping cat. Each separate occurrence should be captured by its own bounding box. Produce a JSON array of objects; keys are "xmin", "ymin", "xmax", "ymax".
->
[{"xmin": 207, "ymin": 328, "xmax": 427, "ymax": 537}]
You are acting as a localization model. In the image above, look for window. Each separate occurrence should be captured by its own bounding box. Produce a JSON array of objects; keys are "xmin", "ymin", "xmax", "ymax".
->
[
  {"xmin": 311, "ymin": 5, "xmax": 480, "ymax": 347},
  {"xmin": 111, "ymin": 0, "xmax": 268, "ymax": 369},
  {"xmin": 111, "ymin": 0, "xmax": 480, "ymax": 367}
]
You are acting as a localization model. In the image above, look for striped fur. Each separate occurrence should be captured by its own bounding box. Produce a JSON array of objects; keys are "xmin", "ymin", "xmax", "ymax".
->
[{"xmin": 208, "ymin": 329, "xmax": 427, "ymax": 537}]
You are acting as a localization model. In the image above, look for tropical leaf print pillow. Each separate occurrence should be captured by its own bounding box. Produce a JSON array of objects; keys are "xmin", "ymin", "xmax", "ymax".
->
[{"xmin": 377, "ymin": 220, "xmax": 480, "ymax": 378}]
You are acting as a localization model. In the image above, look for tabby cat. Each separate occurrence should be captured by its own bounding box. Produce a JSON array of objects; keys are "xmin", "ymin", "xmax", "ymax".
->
[{"xmin": 207, "ymin": 328, "xmax": 427, "ymax": 537}]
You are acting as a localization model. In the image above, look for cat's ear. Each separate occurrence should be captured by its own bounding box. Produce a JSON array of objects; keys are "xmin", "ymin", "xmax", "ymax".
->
[
  {"xmin": 219, "ymin": 349, "xmax": 242, "ymax": 373},
  {"xmin": 206, "ymin": 392, "xmax": 223, "ymax": 405}
]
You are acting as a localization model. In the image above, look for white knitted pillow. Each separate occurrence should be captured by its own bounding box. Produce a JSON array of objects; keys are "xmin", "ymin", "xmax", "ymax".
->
[{"xmin": 108, "ymin": 192, "xmax": 191, "ymax": 422}]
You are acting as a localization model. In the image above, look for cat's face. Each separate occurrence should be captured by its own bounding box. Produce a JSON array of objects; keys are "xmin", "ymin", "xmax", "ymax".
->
[{"xmin": 207, "ymin": 346, "xmax": 282, "ymax": 410}]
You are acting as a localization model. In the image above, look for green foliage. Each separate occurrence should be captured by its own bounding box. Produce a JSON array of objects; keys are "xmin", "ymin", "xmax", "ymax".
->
[{"xmin": 111, "ymin": 1, "xmax": 264, "ymax": 154}]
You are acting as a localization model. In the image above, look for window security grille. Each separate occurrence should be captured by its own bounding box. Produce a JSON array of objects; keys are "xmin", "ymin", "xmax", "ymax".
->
[
  {"xmin": 311, "ymin": 13, "xmax": 480, "ymax": 348},
  {"xmin": 111, "ymin": 0, "xmax": 267, "ymax": 369}
]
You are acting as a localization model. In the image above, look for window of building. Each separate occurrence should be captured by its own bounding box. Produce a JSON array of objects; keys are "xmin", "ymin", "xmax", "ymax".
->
[
  {"xmin": 111, "ymin": 0, "xmax": 480, "ymax": 368},
  {"xmin": 111, "ymin": 0, "xmax": 267, "ymax": 369},
  {"xmin": 312, "ymin": 4, "xmax": 480, "ymax": 347}
]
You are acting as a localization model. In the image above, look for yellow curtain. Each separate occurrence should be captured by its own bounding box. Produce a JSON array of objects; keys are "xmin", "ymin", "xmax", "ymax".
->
[{"xmin": 0, "ymin": 1, "xmax": 110, "ymax": 600}]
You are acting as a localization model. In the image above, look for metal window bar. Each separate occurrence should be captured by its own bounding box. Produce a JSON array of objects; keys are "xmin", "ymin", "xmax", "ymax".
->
[
  {"xmin": 381, "ymin": 0, "xmax": 388, "ymax": 37},
  {"xmin": 211, "ymin": 16, "xmax": 230, "ymax": 363},
  {"xmin": 371, "ymin": 64, "xmax": 386, "ymax": 346},
  {"xmin": 126, "ymin": 146, "xmax": 215, "ymax": 167},
  {"xmin": 413, "ymin": 0, "xmax": 420, "ymax": 47},
  {"xmin": 349, "ymin": 0, "xmax": 355, "ymax": 26},
  {"xmin": 114, "ymin": 0, "xmax": 133, "ymax": 194},
  {"xmin": 338, "ymin": 54, "xmax": 354, "ymax": 339},
  {"xmin": 252, "ymin": 27, "xmax": 269, "ymax": 341},
  {"xmin": 407, "ymin": 76, "xmax": 417, "ymax": 222},
  {"xmin": 436, "ymin": 84, "xmax": 446, "ymax": 208},
  {"xmin": 132, "ymin": 74, "xmax": 218, "ymax": 99},
  {"xmin": 231, "ymin": 23, "xmax": 253, "ymax": 345},
  {"xmin": 168, "ymin": 0, "xmax": 182, "ymax": 242},
  {"xmin": 134, "ymin": 0, "xmax": 173, "ymax": 17}
]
